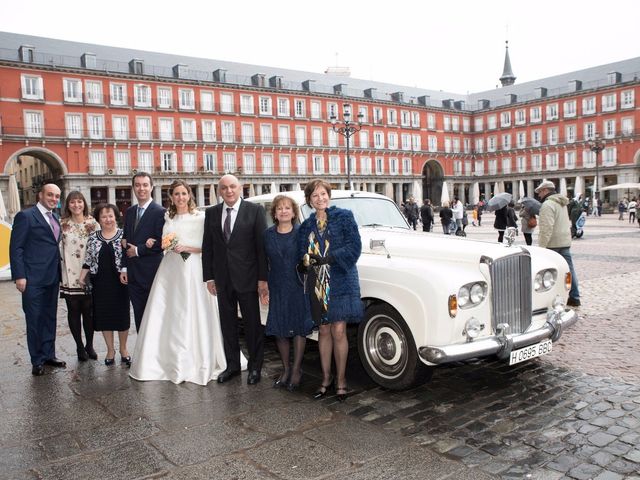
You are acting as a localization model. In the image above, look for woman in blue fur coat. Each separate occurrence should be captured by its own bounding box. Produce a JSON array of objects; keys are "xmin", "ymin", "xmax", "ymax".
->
[{"xmin": 298, "ymin": 179, "xmax": 363, "ymax": 401}]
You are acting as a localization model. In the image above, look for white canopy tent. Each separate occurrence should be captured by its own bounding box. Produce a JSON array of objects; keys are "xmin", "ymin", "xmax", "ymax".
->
[{"xmin": 440, "ymin": 181, "xmax": 450, "ymax": 205}]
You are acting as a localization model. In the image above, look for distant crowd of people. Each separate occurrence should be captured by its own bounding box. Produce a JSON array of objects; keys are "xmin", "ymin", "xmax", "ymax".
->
[{"xmin": 9, "ymin": 174, "xmax": 362, "ymax": 402}]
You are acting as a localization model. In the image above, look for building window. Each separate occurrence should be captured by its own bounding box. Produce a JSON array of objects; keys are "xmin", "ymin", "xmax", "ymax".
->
[
  {"xmin": 621, "ymin": 90, "xmax": 635, "ymax": 109},
  {"xmin": 89, "ymin": 150, "xmax": 106, "ymax": 175},
  {"xmin": 223, "ymin": 152, "xmax": 236, "ymax": 173},
  {"xmin": 566, "ymin": 125, "xmax": 576, "ymax": 144},
  {"xmin": 389, "ymin": 157, "xmax": 399, "ymax": 175},
  {"xmin": 516, "ymin": 131, "xmax": 526, "ymax": 148},
  {"xmin": 428, "ymin": 136, "xmax": 438, "ymax": 152},
  {"xmin": 243, "ymin": 153, "xmax": 256, "ymax": 174},
  {"xmin": 373, "ymin": 107, "xmax": 383, "ymax": 124},
  {"xmin": 488, "ymin": 159, "xmax": 497, "ymax": 175},
  {"xmin": 221, "ymin": 121, "xmax": 235, "ymax": 143},
  {"xmin": 531, "ymin": 154, "xmax": 542, "ymax": 171},
  {"xmin": 443, "ymin": 116, "xmax": 451, "ymax": 131},
  {"xmin": 85, "ymin": 80, "xmax": 103, "ymax": 104},
  {"xmin": 413, "ymin": 134, "xmax": 421, "ymax": 151},
  {"xmin": 602, "ymin": 93, "xmax": 616, "ymax": 112},
  {"xmin": 546, "ymin": 103, "xmax": 558, "ymax": 121},
  {"xmin": 296, "ymin": 154, "xmax": 307, "ymax": 175},
  {"xmin": 387, "ymin": 132, "xmax": 398, "ymax": 150},
  {"xmin": 112, "ymin": 115, "xmax": 129, "ymax": 140},
  {"xmin": 545, "ymin": 153, "xmax": 559, "ymax": 171},
  {"xmin": 21, "ymin": 74, "xmax": 43, "ymax": 100},
  {"xmin": 583, "ymin": 149, "xmax": 595, "ymax": 168},
  {"xmin": 402, "ymin": 158, "xmax": 412, "ymax": 175},
  {"xmin": 515, "ymin": 109, "xmax": 526, "ymax": 125},
  {"xmin": 487, "ymin": 136, "xmax": 497, "ymax": 152},
  {"xmin": 161, "ymin": 151, "xmax": 177, "ymax": 172},
  {"xmin": 313, "ymin": 155, "xmax": 324, "ymax": 174},
  {"xmin": 374, "ymin": 131, "xmax": 384, "ymax": 149},
  {"xmin": 137, "ymin": 151, "xmax": 153, "ymax": 172},
  {"xmin": 622, "ymin": 117, "xmax": 634, "ymax": 136},
  {"xmin": 474, "ymin": 116, "xmax": 483, "ymax": 132},
  {"xmin": 278, "ymin": 125, "xmax": 290, "ymax": 145},
  {"xmin": 63, "ymin": 78, "xmax": 83, "ymax": 103},
  {"xmin": 262, "ymin": 154, "xmax": 273, "ymax": 174},
  {"xmin": 182, "ymin": 152, "xmax": 196, "ymax": 173},
  {"xmin": 603, "ymin": 119, "xmax": 616, "ymax": 139},
  {"xmin": 516, "ymin": 155, "xmax": 527, "ymax": 173},
  {"xmin": 530, "ymin": 106, "xmax": 541, "ymax": 123},
  {"xmin": 500, "ymin": 111, "xmax": 511, "ymax": 127},
  {"xmin": 356, "ymin": 106, "xmax": 367, "ymax": 123},
  {"xmin": 375, "ymin": 157, "xmax": 384, "ymax": 175},
  {"xmin": 202, "ymin": 120, "xmax": 216, "ymax": 142},
  {"xmin": 474, "ymin": 138, "xmax": 483, "ymax": 153},
  {"xmin": 565, "ymin": 151, "xmax": 576, "ymax": 169},
  {"xmin": 327, "ymin": 128, "xmax": 338, "ymax": 148},
  {"xmin": 401, "ymin": 133, "xmax": 411, "ymax": 151},
  {"xmin": 602, "ymin": 146, "xmax": 616, "ymax": 166},
  {"xmin": 582, "ymin": 96, "xmax": 596, "ymax": 115},
  {"xmin": 179, "ymin": 89, "xmax": 195, "ymax": 110},
  {"xmin": 136, "ymin": 117, "xmax": 151, "ymax": 141},
  {"xmin": 412, "ymin": 111, "xmax": 421, "ymax": 128},
  {"xmin": 134, "ymin": 84, "xmax": 151, "ymax": 107},
  {"xmin": 311, "ymin": 101, "xmax": 321, "ymax": 119},
  {"xmin": 312, "ymin": 127, "xmax": 323, "ymax": 146},
  {"xmin": 110, "ymin": 83, "xmax": 127, "ymax": 106},
  {"xmin": 487, "ymin": 115, "xmax": 497, "ymax": 130},
  {"xmin": 532, "ymin": 130, "xmax": 542, "ymax": 147},
  {"xmin": 203, "ymin": 152, "xmax": 216, "ymax": 172},
  {"xmin": 87, "ymin": 114, "xmax": 104, "ymax": 139},
  {"xmin": 583, "ymin": 122, "xmax": 595, "ymax": 141},
  {"xmin": 400, "ymin": 110, "xmax": 410, "ymax": 127},
  {"xmin": 277, "ymin": 98, "xmax": 290, "ymax": 117},
  {"xmin": 387, "ymin": 109, "xmax": 397, "ymax": 125},
  {"xmin": 115, "ymin": 151, "xmax": 130, "ymax": 174},
  {"xmin": 181, "ymin": 119, "xmax": 196, "ymax": 141},
  {"xmin": 295, "ymin": 126, "xmax": 306, "ymax": 146},
  {"xmin": 159, "ymin": 118, "xmax": 174, "ymax": 141},
  {"xmin": 65, "ymin": 113, "xmax": 82, "ymax": 138},
  {"xmin": 464, "ymin": 160, "xmax": 472, "ymax": 175},
  {"xmin": 427, "ymin": 114, "xmax": 436, "ymax": 130},
  {"xmin": 329, "ymin": 155, "xmax": 340, "ymax": 175},
  {"xmin": 360, "ymin": 156, "xmax": 372, "ymax": 175},
  {"xmin": 563, "ymin": 100, "xmax": 576, "ymax": 117},
  {"xmin": 547, "ymin": 127, "xmax": 558, "ymax": 145},
  {"xmin": 240, "ymin": 94, "xmax": 254, "ymax": 114},
  {"xmin": 294, "ymin": 99, "xmax": 306, "ymax": 118},
  {"xmin": 259, "ymin": 96, "xmax": 272, "ymax": 116},
  {"xmin": 444, "ymin": 137, "xmax": 452, "ymax": 153},
  {"xmin": 241, "ymin": 123, "xmax": 254, "ymax": 144},
  {"xmin": 220, "ymin": 92, "xmax": 234, "ymax": 113},
  {"xmin": 501, "ymin": 157, "xmax": 511, "ymax": 174},
  {"xmin": 474, "ymin": 160, "xmax": 484, "ymax": 176},
  {"xmin": 279, "ymin": 154, "xmax": 291, "ymax": 174},
  {"xmin": 502, "ymin": 134, "xmax": 511, "ymax": 151},
  {"xmin": 452, "ymin": 116, "xmax": 460, "ymax": 132},
  {"xmin": 157, "ymin": 87, "xmax": 173, "ymax": 109},
  {"xmin": 260, "ymin": 124, "xmax": 272, "ymax": 144},
  {"xmin": 200, "ymin": 91, "xmax": 214, "ymax": 112}
]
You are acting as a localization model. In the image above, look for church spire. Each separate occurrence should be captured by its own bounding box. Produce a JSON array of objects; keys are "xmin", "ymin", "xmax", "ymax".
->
[{"xmin": 499, "ymin": 40, "xmax": 516, "ymax": 87}]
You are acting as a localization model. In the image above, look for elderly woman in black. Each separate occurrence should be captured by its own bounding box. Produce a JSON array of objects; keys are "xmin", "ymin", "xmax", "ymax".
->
[
  {"xmin": 80, "ymin": 204, "xmax": 130, "ymax": 366},
  {"xmin": 298, "ymin": 179, "xmax": 362, "ymax": 401}
]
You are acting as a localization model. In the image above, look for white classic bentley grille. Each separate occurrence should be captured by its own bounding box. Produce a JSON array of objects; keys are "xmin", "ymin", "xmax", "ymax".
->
[{"xmin": 487, "ymin": 252, "xmax": 532, "ymax": 335}]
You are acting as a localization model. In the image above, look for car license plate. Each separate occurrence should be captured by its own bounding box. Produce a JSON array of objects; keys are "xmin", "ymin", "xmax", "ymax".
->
[{"xmin": 509, "ymin": 340, "xmax": 553, "ymax": 365}]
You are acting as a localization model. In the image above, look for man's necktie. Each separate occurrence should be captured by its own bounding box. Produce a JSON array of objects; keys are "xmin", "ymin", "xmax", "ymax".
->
[
  {"xmin": 224, "ymin": 207, "xmax": 232, "ymax": 243},
  {"xmin": 135, "ymin": 206, "xmax": 144, "ymax": 230},
  {"xmin": 46, "ymin": 211, "xmax": 59, "ymax": 239}
]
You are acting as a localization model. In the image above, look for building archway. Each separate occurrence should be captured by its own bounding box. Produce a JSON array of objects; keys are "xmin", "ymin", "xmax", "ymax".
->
[
  {"xmin": 4, "ymin": 147, "xmax": 67, "ymax": 207},
  {"xmin": 422, "ymin": 159, "xmax": 445, "ymax": 206}
]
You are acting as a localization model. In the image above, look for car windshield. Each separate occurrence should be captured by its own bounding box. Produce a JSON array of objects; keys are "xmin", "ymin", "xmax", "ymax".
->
[{"xmin": 301, "ymin": 197, "xmax": 409, "ymax": 229}]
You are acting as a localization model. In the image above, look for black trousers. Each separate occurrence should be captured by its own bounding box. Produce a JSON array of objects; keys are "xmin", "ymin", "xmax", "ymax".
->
[{"xmin": 217, "ymin": 285, "xmax": 264, "ymax": 373}]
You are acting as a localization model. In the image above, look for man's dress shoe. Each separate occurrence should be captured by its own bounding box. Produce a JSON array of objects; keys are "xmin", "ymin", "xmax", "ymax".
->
[
  {"xmin": 32, "ymin": 365, "xmax": 45, "ymax": 376},
  {"xmin": 247, "ymin": 370, "xmax": 261, "ymax": 385},
  {"xmin": 217, "ymin": 369, "xmax": 240, "ymax": 384},
  {"xmin": 44, "ymin": 358, "xmax": 66, "ymax": 368}
]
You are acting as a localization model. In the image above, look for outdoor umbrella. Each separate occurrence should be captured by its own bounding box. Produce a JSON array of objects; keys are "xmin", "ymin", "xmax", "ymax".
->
[
  {"xmin": 600, "ymin": 182, "xmax": 640, "ymax": 192},
  {"xmin": 486, "ymin": 192, "xmax": 512, "ymax": 212},
  {"xmin": 519, "ymin": 196, "xmax": 542, "ymax": 215},
  {"xmin": 0, "ymin": 188, "xmax": 7, "ymax": 222},
  {"xmin": 384, "ymin": 182, "xmax": 393, "ymax": 200},
  {"xmin": 248, "ymin": 184, "xmax": 256, "ymax": 198},
  {"xmin": 518, "ymin": 180, "xmax": 525, "ymax": 199},
  {"xmin": 440, "ymin": 181, "xmax": 450, "ymax": 205},
  {"xmin": 208, "ymin": 184, "xmax": 218, "ymax": 206},
  {"xmin": 7, "ymin": 174, "xmax": 20, "ymax": 221},
  {"xmin": 412, "ymin": 180, "xmax": 422, "ymax": 204},
  {"xmin": 270, "ymin": 182, "xmax": 278, "ymax": 195},
  {"xmin": 471, "ymin": 182, "xmax": 480, "ymax": 205},
  {"xmin": 493, "ymin": 182, "xmax": 500, "ymax": 195},
  {"xmin": 560, "ymin": 178, "xmax": 568, "ymax": 197},
  {"xmin": 574, "ymin": 177, "xmax": 584, "ymax": 198}
]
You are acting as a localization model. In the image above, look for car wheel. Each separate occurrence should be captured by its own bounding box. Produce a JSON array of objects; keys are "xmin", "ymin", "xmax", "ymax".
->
[{"xmin": 357, "ymin": 304, "xmax": 433, "ymax": 391}]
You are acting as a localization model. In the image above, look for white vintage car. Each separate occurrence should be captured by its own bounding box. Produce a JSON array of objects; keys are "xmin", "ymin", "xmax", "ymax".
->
[{"xmin": 249, "ymin": 190, "xmax": 578, "ymax": 391}]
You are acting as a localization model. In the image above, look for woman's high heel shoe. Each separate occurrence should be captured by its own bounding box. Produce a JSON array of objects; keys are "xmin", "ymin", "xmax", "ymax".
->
[
  {"xmin": 85, "ymin": 345, "xmax": 98, "ymax": 360},
  {"xmin": 273, "ymin": 372, "xmax": 289, "ymax": 388},
  {"xmin": 121, "ymin": 355, "xmax": 131, "ymax": 367},
  {"xmin": 104, "ymin": 357, "xmax": 115, "ymax": 366},
  {"xmin": 335, "ymin": 385, "xmax": 349, "ymax": 402},
  {"xmin": 313, "ymin": 377, "xmax": 334, "ymax": 400},
  {"xmin": 287, "ymin": 370, "xmax": 303, "ymax": 392}
]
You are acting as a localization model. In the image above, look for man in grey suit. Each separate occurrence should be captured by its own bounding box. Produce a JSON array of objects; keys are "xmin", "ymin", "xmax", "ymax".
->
[
  {"xmin": 10, "ymin": 183, "xmax": 67, "ymax": 376},
  {"xmin": 202, "ymin": 175, "xmax": 268, "ymax": 385}
]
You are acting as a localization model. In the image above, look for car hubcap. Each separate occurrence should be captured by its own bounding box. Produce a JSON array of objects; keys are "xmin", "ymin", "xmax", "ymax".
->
[{"xmin": 365, "ymin": 315, "xmax": 407, "ymax": 379}]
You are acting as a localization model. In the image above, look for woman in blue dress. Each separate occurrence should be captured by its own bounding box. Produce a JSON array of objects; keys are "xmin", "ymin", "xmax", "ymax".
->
[
  {"xmin": 263, "ymin": 195, "xmax": 313, "ymax": 391},
  {"xmin": 298, "ymin": 180, "xmax": 363, "ymax": 401}
]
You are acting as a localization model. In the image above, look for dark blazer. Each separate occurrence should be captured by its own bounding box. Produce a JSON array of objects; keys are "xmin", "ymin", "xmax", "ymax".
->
[
  {"xmin": 10, "ymin": 206, "xmax": 61, "ymax": 286},
  {"xmin": 202, "ymin": 199, "xmax": 267, "ymax": 293},
  {"xmin": 121, "ymin": 201, "xmax": 165, "ymax": 288}
]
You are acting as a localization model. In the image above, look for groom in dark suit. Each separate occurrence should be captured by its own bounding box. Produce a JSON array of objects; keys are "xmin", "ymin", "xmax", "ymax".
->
[
  {"xmin": 10, "ymin": 183, "xmax": 67, "ymax": 376},
  {"xmin": 202, "ymin": 174, "xmax": 268, "ymax": 385},
  {"xmin": 120, "ymin": 172, "xmax": 165, "ymax": 332}
]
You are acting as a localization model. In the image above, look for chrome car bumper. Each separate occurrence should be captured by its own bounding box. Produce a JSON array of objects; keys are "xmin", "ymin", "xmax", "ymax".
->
[{"xmin": 419, "ymin": 308, "xmax": 579, "ymax": 365}]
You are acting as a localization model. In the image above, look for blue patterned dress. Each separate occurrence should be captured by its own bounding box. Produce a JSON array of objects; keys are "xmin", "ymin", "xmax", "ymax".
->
[{"xmin": 264, "ymin": 225, "xmax": 314, "ymax": 337}]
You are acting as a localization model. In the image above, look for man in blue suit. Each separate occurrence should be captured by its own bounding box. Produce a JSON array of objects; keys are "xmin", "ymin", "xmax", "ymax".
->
[
  {"xmin": 120, "ymin": 172, "xmax": 165, "ymax": 331},
  {"xmin": 10, "ymin": 183, "xmax": 67, "ymax": 376}
]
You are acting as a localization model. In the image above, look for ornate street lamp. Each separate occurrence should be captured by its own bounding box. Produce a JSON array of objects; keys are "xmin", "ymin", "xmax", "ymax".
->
[
  {"xmin": 330, "ymin": 103, "xmax": 364, "ymax": 190},
  {"xmin": 589, "ymin": 133, "xmax": 605, "ymax": 211}
]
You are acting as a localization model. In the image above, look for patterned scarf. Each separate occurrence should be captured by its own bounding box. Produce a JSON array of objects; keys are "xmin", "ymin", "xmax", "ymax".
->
[{"xmin": 307, "ymin": 218, "xmax": 330, "ymax": 324}]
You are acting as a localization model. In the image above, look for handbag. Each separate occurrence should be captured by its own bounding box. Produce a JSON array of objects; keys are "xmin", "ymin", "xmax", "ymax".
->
[{"xmin": 527, "ymin": 216, "xmax": 537, "ymax": 228}]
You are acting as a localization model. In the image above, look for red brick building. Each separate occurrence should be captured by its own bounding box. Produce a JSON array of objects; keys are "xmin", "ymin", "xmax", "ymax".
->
[{"xmin": 0, "ymin": 32, "xmax": 638, "ymax": 212}]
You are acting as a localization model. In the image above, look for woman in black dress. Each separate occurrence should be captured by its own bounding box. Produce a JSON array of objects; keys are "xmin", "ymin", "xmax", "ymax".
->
[{"xmin": 80, "ymin": 204, "xmax": 130, "ymax": 366}]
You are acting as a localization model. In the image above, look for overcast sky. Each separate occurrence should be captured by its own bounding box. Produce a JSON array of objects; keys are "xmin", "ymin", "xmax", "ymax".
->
[{"xmin": 1, "ymin": 0, "xmax": 638, "ymax": 94}]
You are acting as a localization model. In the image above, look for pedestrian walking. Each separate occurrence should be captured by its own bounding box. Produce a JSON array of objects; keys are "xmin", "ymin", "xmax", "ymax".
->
[
  {"xmin": 628, "ymin": 198, "xmax": 636, "ymax": 224},
  {"xmin": 420, "ymin": 199, "xmax": 434, "ymax": 232}
]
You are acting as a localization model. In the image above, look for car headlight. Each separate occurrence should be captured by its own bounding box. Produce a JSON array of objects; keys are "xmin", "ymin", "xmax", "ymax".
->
[
  {"xmin": 535, "ymin": 269, "xmax": 557, "ymax": 292},
  {"xmin": 457, "ymin": 282, "xmax": 487, "ymax": 309}
]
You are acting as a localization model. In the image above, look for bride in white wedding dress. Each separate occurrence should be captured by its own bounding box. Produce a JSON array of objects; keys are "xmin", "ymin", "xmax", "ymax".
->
[{"xmin": 130, "ymin": 180, "xmax": 244, "ymax": 385}]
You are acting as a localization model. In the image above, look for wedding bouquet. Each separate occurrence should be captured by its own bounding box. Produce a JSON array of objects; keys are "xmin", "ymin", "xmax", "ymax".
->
[{"xmin": 161, "ymin": 232, "xmax": 190, "ymax": 262}]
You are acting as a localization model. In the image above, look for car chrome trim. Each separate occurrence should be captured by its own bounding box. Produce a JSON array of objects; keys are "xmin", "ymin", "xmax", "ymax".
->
[{"xmin": 419, "ymin": 309, "xmax": 578, "ymax": 365}]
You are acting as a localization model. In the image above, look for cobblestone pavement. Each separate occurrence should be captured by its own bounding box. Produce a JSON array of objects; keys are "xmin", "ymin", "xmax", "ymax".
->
[{"xmin": 1, "ymin": 214, "xmax": 639, "ymax": 479}]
